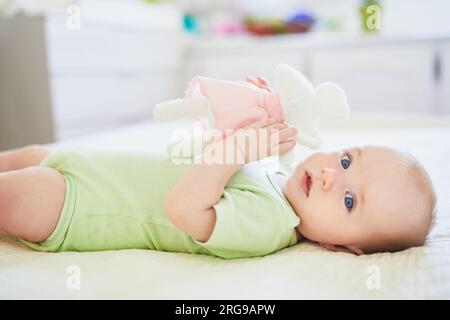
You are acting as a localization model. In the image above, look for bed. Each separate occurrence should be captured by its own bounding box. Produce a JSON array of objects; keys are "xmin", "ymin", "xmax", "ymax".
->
[{"xmin": 1, "ymin": 113, "xmax": 450, "ymax": 299}]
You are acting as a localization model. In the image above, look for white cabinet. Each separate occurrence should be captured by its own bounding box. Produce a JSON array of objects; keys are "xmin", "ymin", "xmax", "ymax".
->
[
  {"xmin": 45, "ymin": 19, "xmax": 182, "ymax": 72},
  {"xmin": 50, "ymin": 74, "xmax": 179, "ymax": 139},
  {"xmin": 310, "ymin": 43, "xmax": 436, "ymax": 113},
  {"xmin": 186, "ymin": 36, "xmax": 449, "ymax": 114},
  {"xmin": 44, "ymin": 10, "xmax": 184, "ymax": 141}
]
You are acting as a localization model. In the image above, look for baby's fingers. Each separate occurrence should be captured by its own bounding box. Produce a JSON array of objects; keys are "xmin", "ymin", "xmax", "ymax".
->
[
  {"xmin": 267, "ymin": 122, "xmax": 287, "ymax": 131},
  {"xmin": 274, "ymin": 126, "xmax": 298, "ymax": 142}
]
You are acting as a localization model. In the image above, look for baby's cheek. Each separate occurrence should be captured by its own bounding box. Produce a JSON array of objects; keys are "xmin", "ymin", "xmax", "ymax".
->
[{"xmin": 308, "ymin": 208, "xmax": 342, "ymax": 236}]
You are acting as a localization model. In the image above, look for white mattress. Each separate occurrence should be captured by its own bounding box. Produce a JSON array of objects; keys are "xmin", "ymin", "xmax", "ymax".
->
[{"xmin": 1, "ymin": 114, "xmax": 450, "ymax": 299}]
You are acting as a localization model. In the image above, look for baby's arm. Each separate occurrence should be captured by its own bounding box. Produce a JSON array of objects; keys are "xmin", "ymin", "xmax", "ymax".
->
[
  {"xmin": 165, "ymin": 117, "xmax": 296, "ymax": 243},
  {"xmin": 165, "ymin": 153, "xmax": 243, "ymax": 243}
]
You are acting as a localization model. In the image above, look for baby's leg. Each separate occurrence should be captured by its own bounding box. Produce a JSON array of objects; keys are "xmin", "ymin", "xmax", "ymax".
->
[
  {"xmin": 0, "ymin": 144, "xmax": 49, "ymax": 173},
  {"xmin": 0, "ymin": 166, "xmax": 65, "ymax": 243}
]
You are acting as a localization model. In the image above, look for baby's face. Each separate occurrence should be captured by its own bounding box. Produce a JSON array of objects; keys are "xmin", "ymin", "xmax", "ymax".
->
[{"xmin": 284, "ymin": 145, "xmax": 429, "ymax": 254}]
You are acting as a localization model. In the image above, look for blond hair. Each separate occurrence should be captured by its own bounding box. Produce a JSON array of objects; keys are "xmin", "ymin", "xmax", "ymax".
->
[{"xmin": 364, "ymin": 150, "xmax": 436, "ymax": 254}]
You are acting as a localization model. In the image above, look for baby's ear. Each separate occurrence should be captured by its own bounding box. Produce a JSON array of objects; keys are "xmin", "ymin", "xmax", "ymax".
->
[{"xmin": 319, "ymin": 243, "xmax": 364, "ymax": 256}]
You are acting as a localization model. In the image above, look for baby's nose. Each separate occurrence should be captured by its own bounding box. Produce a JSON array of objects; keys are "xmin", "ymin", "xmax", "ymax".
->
[{"xmin": 320, "ymin": 167, "xmax": 336, "ymax": 191}]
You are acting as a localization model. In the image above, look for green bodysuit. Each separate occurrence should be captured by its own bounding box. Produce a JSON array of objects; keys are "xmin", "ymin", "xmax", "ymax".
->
[{"xmin": 18, "ymin": 149, "xmax": 300, "ymax": 259}]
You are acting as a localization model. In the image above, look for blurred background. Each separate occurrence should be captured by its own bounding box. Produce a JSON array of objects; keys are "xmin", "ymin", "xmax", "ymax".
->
[{"xmin": 1, "ymin": 0, "xmax": 450, "ymax": 150}]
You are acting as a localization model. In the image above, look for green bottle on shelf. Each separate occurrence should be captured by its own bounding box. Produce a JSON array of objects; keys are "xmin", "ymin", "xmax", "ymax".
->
[{"xmin": 360, "ymin": 0, "xmax": 382, "ymax": 32}]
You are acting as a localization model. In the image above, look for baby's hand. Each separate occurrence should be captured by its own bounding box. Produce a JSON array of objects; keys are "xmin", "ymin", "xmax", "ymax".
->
[{"xmin": 231, "ymin": 117, "xmax": 297, "ymax": 164}]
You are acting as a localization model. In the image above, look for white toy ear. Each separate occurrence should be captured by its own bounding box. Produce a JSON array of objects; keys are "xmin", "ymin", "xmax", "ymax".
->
[
  {"xmin": 284, "ymin": 95, "xmax": 323, "ymax": 149},
  {"xmin": 274, "ymin": 63, "xmax": 315, "ymax": 107},
  {"xmin": 313, "ymin": 82, "xmax": 350, "ymax": 119},
  {"xmin": 274, "ymin": 63, "xmax": 324, "ymax": 149}
]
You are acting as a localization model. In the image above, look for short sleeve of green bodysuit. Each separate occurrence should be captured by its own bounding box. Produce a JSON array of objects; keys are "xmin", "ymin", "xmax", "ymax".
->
[{"xmin": 192, "ymin": 161, "xmax": 300, "ymax": 259}]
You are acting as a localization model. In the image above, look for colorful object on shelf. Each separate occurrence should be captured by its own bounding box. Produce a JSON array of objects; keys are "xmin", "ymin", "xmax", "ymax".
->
[
  {"xmin": 244, "ymin": 16, "xmax": 286, "ymax": 36},
  {"xmin": 244, "ymin": 10, "xmax": 315, "ymax": 36},
  {"xmin": 360, "ymin": 0, "xmax": 382, "ymax": 32},
  {"xmin": 210, "ymin": 20, "xmax": 246, "ymax": 35},
  {"xmin": 285, "ymin": 10, "xmax": 316, "ymax": 33},
  {"xmin": 183, "ymin": 13, "xmax": 200, "ymax": 34}
]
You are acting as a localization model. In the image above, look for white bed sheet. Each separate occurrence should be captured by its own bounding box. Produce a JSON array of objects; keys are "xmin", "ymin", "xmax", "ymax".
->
[{"xmin": 1, "ymin": 115, "xmax": 450, "ymax": 299}]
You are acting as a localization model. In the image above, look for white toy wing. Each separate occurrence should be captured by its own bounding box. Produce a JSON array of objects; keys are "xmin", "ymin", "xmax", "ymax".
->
[
  {"xmin": 274, "ymin": 63, "xmax": 315, "ymax": 109},
  {"xmin": 274, "ymin": 63, "xmax": 322, "ymax": 149},
  {"xmin": 284, "ymin": 97, "xmax": 323, "ymax": 149}
]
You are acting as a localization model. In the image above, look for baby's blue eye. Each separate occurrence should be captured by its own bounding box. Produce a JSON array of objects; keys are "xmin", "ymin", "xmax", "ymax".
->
[
  {"xmin": 341, "ymin": 153, "xmax": 351, "ymax": 169},
  {"xmin": 345, "ymin": 192, "xmax": 354, "ymax": 210}
]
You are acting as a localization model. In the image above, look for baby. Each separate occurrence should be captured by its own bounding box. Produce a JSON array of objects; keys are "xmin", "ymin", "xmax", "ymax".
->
[{"xmin": 0, "ymin": 118, "xmax": 436, "ymax": 258}]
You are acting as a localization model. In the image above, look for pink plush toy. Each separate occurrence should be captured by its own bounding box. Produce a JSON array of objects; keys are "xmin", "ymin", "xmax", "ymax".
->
[
  {"xmin": 183, "ymin": 75, "xmax": 283, "ymax": 134},
  {"xmin": 153, "ymin": 63, "xmax": 350, "ymax": 165}
]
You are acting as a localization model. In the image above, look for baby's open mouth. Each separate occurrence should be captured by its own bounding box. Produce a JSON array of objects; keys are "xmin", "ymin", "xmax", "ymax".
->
[{"xmin": 300, "ymin": 171, "xmax": 312, "ymax": 197}]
